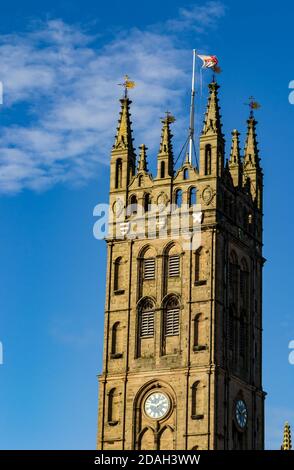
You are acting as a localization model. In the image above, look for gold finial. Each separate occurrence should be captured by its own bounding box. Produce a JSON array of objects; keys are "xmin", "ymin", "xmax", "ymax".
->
[
  {"xmin": 281, "ymin": 422, "xmax": 292, "ymax": 450},
  {"xmin": 245, "ymin": 96, "xmax": 261, "ymax": 117},
  {"xmin": 118, "ymin": 75, "xmax": 136, "ymax": 98},
  {"xmin": 161, "ymin": 111, "xmax": 176, "ymax": 124}
]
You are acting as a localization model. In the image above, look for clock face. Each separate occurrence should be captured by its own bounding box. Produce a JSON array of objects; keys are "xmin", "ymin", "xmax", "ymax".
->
[
  {"xmin": 144, "ymin": 392, "xmax": 170, "ymax": 420},
  {"xmin": 235, "ymin": 399, "xmax": 248, "ymax": 429}
]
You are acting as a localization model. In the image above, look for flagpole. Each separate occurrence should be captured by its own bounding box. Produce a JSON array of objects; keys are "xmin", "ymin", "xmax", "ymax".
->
[{"xmin": 188, "ymin": 49, "xmax": 196, "ymax": 164}]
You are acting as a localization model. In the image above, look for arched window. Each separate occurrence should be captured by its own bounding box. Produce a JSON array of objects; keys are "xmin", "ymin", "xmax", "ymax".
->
[
  {"xmin": 138, "ymin": 175, "xmax": 143, "ymax": 187},
  {"xmin": 191, "ymin": 381, "xmax": 202, "ymax": 418},
  {"xmin": 115, "ymin": 159, "xmax": 122, "ymax": 189},
  {"xmin": 228, "ymin": 306, "xmax": 234, "ymax": 352},
  {"xmin": 143, "ymin": 258, "xmax": 155, "ymax": 280},
  {"xmin": 189, "ymin": 187, "xmax": 197, "ymax": 206},
  {"xmin": 240, "ymin": 259, "xmax": 249, "ymax": 310},
  {"xmin": 111, "ymin": 322, "xmax": 122, "ymax": 358},
  {"xmin": 183, "ymin": 168, "xmax": 189, "ymax": 180},
  {"xmin": 229, "ymin": 252, "xmax": 238, "ymax": 305},
  {"xmin": 108, "ymin": 388, "xmax": 119, "ymax": 424},
  {"xmin": 195, "ymin": 247, "xmax": 202, "ymax": 283},
  {"xmin": 160, "ymin": 161, "xmax": 165, "ymax": 178},
  {"xmin": 139, "ymin": 298, "xmax": 155, "ymax": 338},
  {"xmin": 114, "ymin": 257, "xmax": 122, "ymax": 292},
  {"xmin": 168, "ymin": 254, "xmax": 180, "ymax": 277},
  {"xmin": 164, "ymin": 296, "xmax": 180, "ymax": 336},
  {"xmin": 128, "ymin": 194, "xmax": 138, "ymax": 215},
  {"xmin": 205, "ymin": 144, "xmax": 211, "ymax": 175},
  {"xmin": 175, "ymin": 189, "xmax": 182, "ymax": 208},
  {"xmin": 239, "ymin": 318, "xmax": 246, "ymax": 360},
  {"xmin": 193, "ymin": 313, "xmax": 201, "ymax": 349},
  {"xmin": 144, "ymin": 193, "xmax": 151, "ymax": 212}
]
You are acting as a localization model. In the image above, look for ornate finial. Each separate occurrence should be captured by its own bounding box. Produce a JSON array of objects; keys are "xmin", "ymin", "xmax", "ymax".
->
[
  {"xmin": 138, "ymin": 144, "xmax": 148, "ymax": 172},
  {"xmin": 281, "ymin": 422, "xmax": 292, "ymax": 450},
  {"xmin": 245, "ymin": 96, "xmax": 261, "ymax": 118},
  {"xmin": 244, "ymin": 109, "xmax": 259, "ymax": 167},
  {"xmin": 118, "ymin": 75, "xmax": 136, "ymax": 98},
  {"xmin": 202, "ymin": 81, "xmax": 223, "ymax": 137},
  {"xmin": 230, "ymin": 129, "xmax": 241, "ymax": 163},
  {"xmin": 113, "ymin": 93, "xmax": 135, "ymax": 151},
  {"xmin": 161, "ymin": 111, "xmax": 176, "ymax": 124},
  {"xmin": 157, "ymin": 111, "xmax": 175, "ymax": 177}
]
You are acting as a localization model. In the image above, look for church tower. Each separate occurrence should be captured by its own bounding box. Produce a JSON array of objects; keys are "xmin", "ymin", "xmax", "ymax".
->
[{"xmin": 97, "ymin": 80, "xmax": 265, "ymax": 450}]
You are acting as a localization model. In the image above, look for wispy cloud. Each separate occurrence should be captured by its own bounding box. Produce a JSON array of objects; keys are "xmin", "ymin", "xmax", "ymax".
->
[
  {"xmin": 166, "ymin": 1, "xmax": 226, "ymax": 33},
  {"xmin": 0, "ymin": 2, "xmax": 226, "ymax": 194}
]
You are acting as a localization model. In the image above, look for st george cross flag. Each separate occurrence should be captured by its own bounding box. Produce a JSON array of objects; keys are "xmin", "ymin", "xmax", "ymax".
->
[{"xmin": 197, "ymin": 55, "xmax": 218, "ymax": 68}]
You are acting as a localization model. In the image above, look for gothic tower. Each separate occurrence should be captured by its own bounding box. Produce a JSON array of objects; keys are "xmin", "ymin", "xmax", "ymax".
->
[{"xmin": 97, "ymin": 80, "xmax": 265, "ymax": 450}]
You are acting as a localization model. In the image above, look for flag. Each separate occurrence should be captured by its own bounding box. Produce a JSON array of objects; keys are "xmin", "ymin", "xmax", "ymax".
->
[{"xmin": 197, "ymin": 55, "xmax": 218, "ymax": 68}]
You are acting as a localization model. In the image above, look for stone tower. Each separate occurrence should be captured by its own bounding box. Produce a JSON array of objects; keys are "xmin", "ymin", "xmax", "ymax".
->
[{"xmin": 97, "ymin": 81, "xmax": 265, "ymax": 450}]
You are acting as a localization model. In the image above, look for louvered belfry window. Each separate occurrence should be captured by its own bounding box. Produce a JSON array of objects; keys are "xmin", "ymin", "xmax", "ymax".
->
[
  {"xmin": 165, "ymin": 297, "xmax": 180, "ymax": 336},
  {"xmin": 140, "ymin": 299, "xmax": 154, "ymax": 338},
  {"xmin": 168, "ymin": 255, "xmax": 180, "ymax": 277},
  {"xmin": 143, "ymin": 258, "xmax": 155, "ymax": 280}
]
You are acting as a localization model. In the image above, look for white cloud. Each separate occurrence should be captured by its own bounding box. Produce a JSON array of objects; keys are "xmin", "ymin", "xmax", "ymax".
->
[
  {"xmin": 0, "ymin": 4, "xmax": 225, "ymax": 194},
  {"xmin": 166, "ymin": 1, "xmax": 226, "ymax": 33}
]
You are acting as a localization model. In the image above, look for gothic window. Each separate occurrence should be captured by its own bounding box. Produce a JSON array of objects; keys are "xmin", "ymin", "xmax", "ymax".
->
[
  {"xmin": 111, "ymin": 322, "xmax": 122, "ymax": 358},
  {"xmin": 205, "ymin": 144, "xmax": 212, "ymax": 175},
  {"xmin": 195, "ymin": 247, "xmax": 205, "ymax": 284},
  {"xmin": 144, "ymin": 193, "xmax": 151, "ymax": 212},
  {"xmin": 193, "ymin": 313, "xmax": 205, "ymax": 350},
  {"xmin": 139, "ymin": 298, "xmax": 155, "ymax": 338},
  {"xmin": 240, "ymin": 259, "xmax": 249, "ymax": 310},
  {"xmin": 128, "ymin": 194, "xmax": 138, "ymax": 215},
  {"xmin": 160, "ymin": 161, "xmax": 165, "ymax": 178},
  {"xmin": 239, "ymin": 318, "xmax": 246, "ymax": 360},
  {"xmin": 164, "ymin": 296, "xmax": 180, "ymax": 336},
  {"xmin": 189, "ymin": 187, "xmax": 197, "ymax": 206},
  {"xmin": 191, "ymin": 381, "xmax": 203, "ymax": 418},
  {"xmin": 175, "ymin": 189, "xmax": 183, "ymax": 208},
  {"xmin": 195, "ymin": 248, "xmax": 201, "ymax": 282},
  {"xmin": 138, "ymin": 175, "xmax": 143, "ymax": 187},
  {"xmin": 114, "ymin": 257, "xmax": 122, "ymax": 292},
  {"xmin": 168, "ymin": 255, "xmax": 180, "ymax": 277},
  {"xmin": 228, "ymin": 306, "xmax": 235, "ymax": 352},
  {"xmin": 229, "ymin": 252, "xmax": 238, "ymax": 305},
  {"xmin": 108, "ymin": 388, "xmax": 119, "ymax": 425},
  {"xmin": 143, "ymin": 258, "xmax": 155, "ymax": 280},
  {"xmin": 183, "ymin": 168, "xmax": 189, "ymax": 180},
  {"xmin": 115, "ymin": 158, "xmax": 122, "ymax": 189}
]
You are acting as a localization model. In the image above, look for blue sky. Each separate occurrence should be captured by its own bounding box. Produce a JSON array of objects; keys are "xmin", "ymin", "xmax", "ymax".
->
[{"xmin": 0, "ymin": 0, "xmax": 294, "ymax": 450}]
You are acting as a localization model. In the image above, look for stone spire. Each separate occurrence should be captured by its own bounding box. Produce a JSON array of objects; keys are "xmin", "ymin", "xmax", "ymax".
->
[
  {"xmin": 202, "ymin": 81, "xmax": 224, "ymax": 139},
  {"xmin": 110, "ymin": 95, "xmax": 136, "ymax": 192},
  {"xmin": 113, "ymin": 97, "xmax": 135, "ymax": 153},
  {"xmin": 281, "ymin": 422, "xmax": 292, "ymax": 450},
  {"xmin": 138, "ymin": 144, "xmax": 148, "ymax": 172},
  {"xmin": 244, "ymin": 111, "xmax": 260, "ymax": 169},
  {"xmin": 199, "ymin": 81, "xmax": 225, "ymax": 177},
  {"xmin": 242, "ymin": 111, "xmax": 262, "ymax": 207},
  {"xmin": 156, "ymin": 113, "xmax": 175, "ymax": 178},
  {"xmin": 228, "ymin": 129, "xmax": 242, "ymax": 187}
]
